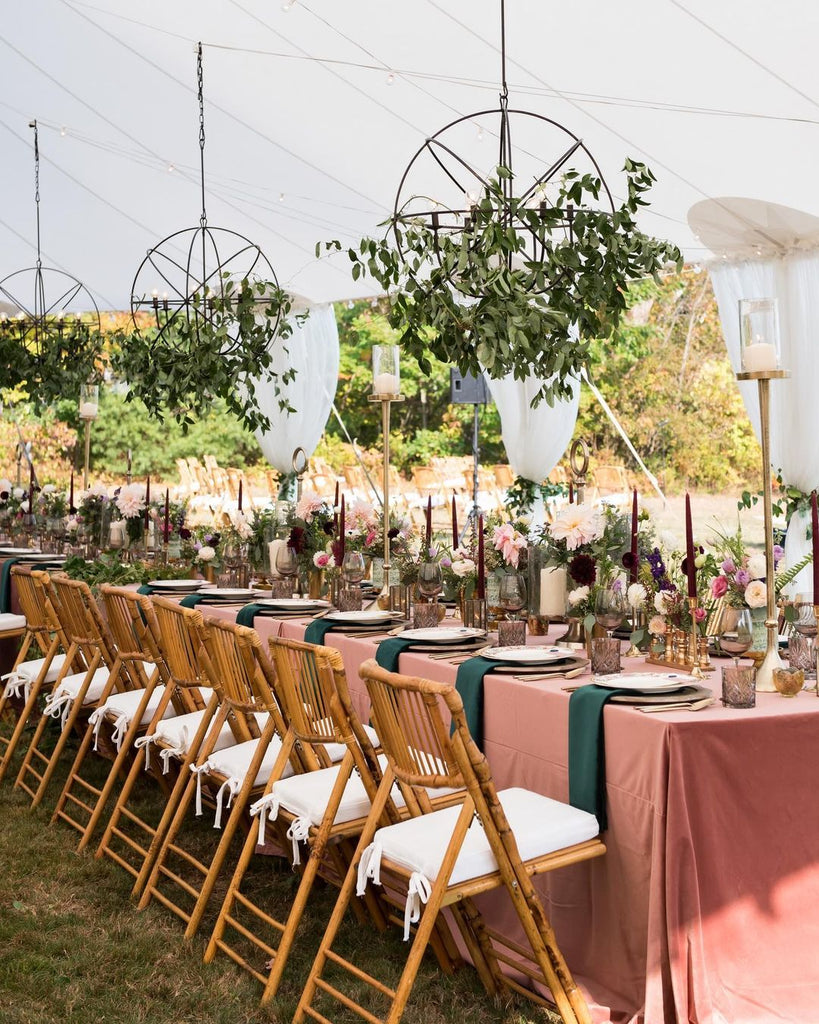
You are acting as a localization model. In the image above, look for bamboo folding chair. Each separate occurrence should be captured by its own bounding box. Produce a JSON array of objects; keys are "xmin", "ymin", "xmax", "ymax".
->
[
  {"xmin": 95, "ymin": 596, "xmax": 226, "ymax": 894},
  {"xmin": 206, "ymin": 636, "xmax": 461, "ymax": 1003},
  {"xmin": 49, "ymin": 586, "xmax": 181, "ymax": 851},
  {"xmin": 0, "ymin": 567, "xmax": 73, "ymax": 784},
  {"xmin": 296, "ymin": 659, "xmax": 606, "ymax": 1024},
  {"xmin": 136, "ymin": 618, "xmax": 306, "ymax": 938},
  {"xmin": 94, "ymin": 598, "xmax": 224, "ymax": 888},
  {"xmin": 14, "ymin": 574, "xmax": 120, "ymax": 808}
]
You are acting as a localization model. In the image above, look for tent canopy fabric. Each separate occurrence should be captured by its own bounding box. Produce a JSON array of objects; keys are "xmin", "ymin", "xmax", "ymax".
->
[{"xmin": 2, "ymin": 1, "xmax": 818, "ymax": 310}]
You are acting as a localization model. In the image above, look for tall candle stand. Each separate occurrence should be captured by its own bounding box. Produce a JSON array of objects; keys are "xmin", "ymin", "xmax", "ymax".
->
[
  {"xmin": 568, "ymin": 438, "xmax": 590, "ymax": 504},
  {"xmin": 737, "ymin": 368, "xmax": 789, "ymax": 690},
  {"xmin": 369, "ymin": 391, "xmax": 404, "ymax": 602},
  {"xmin": 78, "ymin": 384, "xmax": 99, "ymax": 490}
]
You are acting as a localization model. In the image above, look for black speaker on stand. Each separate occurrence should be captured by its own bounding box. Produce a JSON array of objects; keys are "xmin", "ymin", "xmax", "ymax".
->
[{"xmin": 449, "ymin": 369, "xmax": 491, "ymax": 535}]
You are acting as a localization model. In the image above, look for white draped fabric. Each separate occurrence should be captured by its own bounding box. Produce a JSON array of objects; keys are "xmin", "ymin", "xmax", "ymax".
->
[
  {"xmin": 710, "ymin": 252, "xmax": 819, "ymax": 593},
  {"xmin": 486, "ymin": 373, "xmax": 579, "ymax": 522},
  {"xmin": 252, "ymin": 302, "xmax": 339, "ymax": 476}
]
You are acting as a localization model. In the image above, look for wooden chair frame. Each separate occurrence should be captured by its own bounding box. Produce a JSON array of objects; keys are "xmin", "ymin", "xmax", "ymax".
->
[
  {"xmin": 94, "ymin": 596, "xmax": 215, "ymax": 893},
  {"xmin": 205, "ymin": 636, "xmax": 462, "ymax": 1004},
  {"xmin": 295, "ymin": 659, "xmax": 606, "ymax": 1024},
  {"xmin": 136, "ymin": 617, "xmax": 305, "ymax": 939},
  {"xmin": 0, "ymin": 568, "xmax": 72, "ymax": 783},
  {"xmin": 14, "ymin": 574, "xmax": 120, "ymax": 808},
  {"xmin": 50, "ymin": 585, "xmax": 184, "ymax": 851}
]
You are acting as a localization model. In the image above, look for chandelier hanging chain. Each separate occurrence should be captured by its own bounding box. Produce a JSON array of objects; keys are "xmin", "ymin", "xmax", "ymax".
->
[
  {"xmin": 197, "ymin": 41, "xmax": 207, "ymax": 230},
  {"xmin": 31, "ymin": 119, "xmax": 42, "ymax": 270}
]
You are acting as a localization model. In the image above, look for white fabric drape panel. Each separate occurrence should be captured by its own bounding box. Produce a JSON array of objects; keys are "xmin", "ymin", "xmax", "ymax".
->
[
  {"xmin": 252, "ymin": 302, "xmax": 339, "ymax": 475},
  {"xmin": 486, "ymin": 373, "xmax": 579, "ymax": 482},
  {"xmin": 710, "ymin": 252, "xmax": 819, "ymax": 593}
]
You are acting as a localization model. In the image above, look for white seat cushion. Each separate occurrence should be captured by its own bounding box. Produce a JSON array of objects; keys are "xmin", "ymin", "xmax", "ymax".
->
[
  {"xmin": 368, "ymin": 787, "xmax": 599, "ymax": 888},
  {"xmin": 193, "ymin": 730, "xmax": 293, "ymax": 828},
  {"xmin": 320, "ymin": 722, "xmax": 380, "ymax": 764},
  {"xmin": 154, "ymin": 709, "xmax": 234, "ymax": 755},
  {"xmin": 42, "ymin": 667, "xmax": 110, "ymax": 728},
  {"xmin": 0, "ymin": 613, "xmax": 26, "ymax": 632},
  {"xmin": 89, "ymin": 685, "xmax": 175, "ymax": 752},
  {"xmin": 4, "ymin": 652, "xmax": 67, "ymax": 687}
]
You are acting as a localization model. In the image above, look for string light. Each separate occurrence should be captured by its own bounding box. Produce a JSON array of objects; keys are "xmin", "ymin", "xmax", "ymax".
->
[
  {"xmin": 281, "ymin": 1, "xmax": 294, "ymax": 10},
  {"xmin": 476, "ymin": 125, "xmax": 484, "ymax": 140},
  {"xmin": 60, "ymin": 126, "xmax": 66, "ymax": 137},
  {"xmin": 279, "ymin": 192, "xmax": 285, "ymax": 202},
  {"xmin": 167, "ymin": 163, "xmax": 175, "ymax": 172},
  {"xmin": 386, "ymin": 72, "xmax": 395, "ymax": 85}
]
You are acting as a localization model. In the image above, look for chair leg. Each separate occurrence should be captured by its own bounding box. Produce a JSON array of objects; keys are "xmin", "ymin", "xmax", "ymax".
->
[{"xmin": 0, "ymin": 662, "xmax": 55, "ymax": 784}]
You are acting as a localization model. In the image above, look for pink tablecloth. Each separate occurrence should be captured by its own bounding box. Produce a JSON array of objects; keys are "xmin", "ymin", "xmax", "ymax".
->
[{"xmin": 194, "ymin": 605, "xmax": 819, "ymax": 1023}]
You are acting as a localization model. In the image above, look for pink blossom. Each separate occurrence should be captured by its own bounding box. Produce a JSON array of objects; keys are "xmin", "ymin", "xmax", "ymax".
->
[
  {"xmin": 694, "ymin": 607, "xmax": 707, "ymax": 624},
  {"xmin": 296, "ymin": 491, "xmax": 326, "ymax": 523},
  {"xmin": 773, "ymin": 545, "xmax": 785, "ymax": 565},
  {"xmin": 364, "ymin": 530, "xmax": 378, "ymax": 548},
  {"xmin": 312, "ymin": 551, "xmax": 331, "ymax": 569},
  {"xmin": 492, "ymin": 523, "xmax": 526, "ymax": 568},
  {"xmin": 735, "ymin": 569, "xmax": 751, "ymax": 587},
  {"xmin": 720, "ymin": 558, "xmax": 736, "ymax": 574},
  {"xmin": 711, "ymin": 575, "xmax": 728, "ymax": 599}
]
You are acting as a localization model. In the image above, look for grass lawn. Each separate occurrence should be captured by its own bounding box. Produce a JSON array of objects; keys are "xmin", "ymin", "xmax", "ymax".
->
[{"xmin": 0, "ymin": 728, "xmax": 556, "ymax": 1024}]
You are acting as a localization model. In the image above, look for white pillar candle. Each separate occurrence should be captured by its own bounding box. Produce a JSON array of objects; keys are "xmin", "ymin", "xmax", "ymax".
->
[
  {"xmin": 373, "ymin": 372, "xmax": 400, "ymax": 396},
  {"xmin": 79, "ymin": 401, "xmax": 98, "ymax": 419},
  {"xmin": 268, "ymin": 539, "xmax": 286, "ymax": 577},
  {"xmin": 742, "ymin": 343, "xmax": 778, "ymax": 373},
  {"xmin": 539, "ymin": 566, "xmax": 567, "ymax": 617}
]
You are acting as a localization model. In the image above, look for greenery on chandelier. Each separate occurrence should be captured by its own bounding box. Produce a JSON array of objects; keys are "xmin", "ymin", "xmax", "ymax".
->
[
  {"xmin": 0, "ymin": 318, "xmax": 103, "ymax": 409},
  {"xmin": 320, "ymin": 160, "xmax": 682, "ymax": 406},
  {"xmin": 112, "ymin": 276, "xmax": 304, "ymax": 433}
]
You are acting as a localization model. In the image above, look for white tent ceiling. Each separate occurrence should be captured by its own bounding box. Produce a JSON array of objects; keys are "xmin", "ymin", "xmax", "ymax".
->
[{"xmin": 2, "ymin": 0, "xmax": 819, "ymax": 311}]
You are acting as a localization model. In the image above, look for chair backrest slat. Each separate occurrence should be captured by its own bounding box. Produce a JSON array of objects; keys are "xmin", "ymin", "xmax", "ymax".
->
[{"xmin": 48, "ymin": 574, "xmax": 118, "ymax": 679}]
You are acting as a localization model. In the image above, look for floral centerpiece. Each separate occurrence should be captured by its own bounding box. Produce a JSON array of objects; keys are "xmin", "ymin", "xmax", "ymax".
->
[
  {"xmin": 0, "ymin": 482, "xmax": 27, "ymax": 535},
  {"xmin": 73, "ymin": 483, "xmax": 110, "ymax": 545},
  {"xmin": 36, "ymin": 484, "xmax": 69, "ymax": 522},
  {"xmin": 114, "ymin": 482, "xmax": 147, "ymax": 546},
  {"xmin": 286, "ymin": 492, "xmax": 336, "ymax": 580}
]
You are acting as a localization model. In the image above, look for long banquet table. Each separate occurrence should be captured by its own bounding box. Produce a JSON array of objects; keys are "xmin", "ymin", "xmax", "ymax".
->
[{"xmin": 178, "ymin": 602, "xmax": 819, "ymax": 1024}]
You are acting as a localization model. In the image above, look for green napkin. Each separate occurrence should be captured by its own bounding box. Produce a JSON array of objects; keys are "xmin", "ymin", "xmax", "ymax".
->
[
  {"xmin": 236, "ymin": 603, "xmax": 267, "ymax": 627},
  {"xmin": 374, "ymin": 637, "xmax": 418, "ymax": 672},
  {"xmin": 0, "ymin": 557, "xmax": 24, "ymax": 614},
  {"xmin": 568, "ymin": 683, "xmax": 628, "ymax": 831},
  {"xmin": 453, "ymin": 655, "xmax": 499, "ymax": 751},
  {"xmin": 179, "ymin": 593, "xmax": 212, "ymax": 609},
  {"xmin": 136, "ymin": 584, "xmax": 158, "ymax": 596},
  {"xmin": 304, "ymin": 618, "xmax": 339, "ymax": 645}
]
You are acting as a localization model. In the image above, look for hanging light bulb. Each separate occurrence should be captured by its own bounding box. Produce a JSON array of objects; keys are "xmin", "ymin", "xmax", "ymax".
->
[
  {"xmin": 476, "ymin": 125, "xmax": 484, "ymax": 141},
  {"xmin": 60, "ymin": 126, "xmax": 67, "ymax": 137},
  {"xmin": 281, "ymin": 1, "xmax": 293, "ymax": 10},
  {"xmin": 278, "ymin": 192, "xmax": 285, "ymax": 202},
  {"xmin": 168, "ymin": 163, "xmax": 175, "ymax": 173},
  {"xmin": 386, "ymin": 72, "xmax": 395, "ymax": 85}
]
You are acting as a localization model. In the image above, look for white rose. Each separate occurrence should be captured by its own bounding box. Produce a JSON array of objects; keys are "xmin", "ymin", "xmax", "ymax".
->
[
  {"xmin": 568, "ymin": 585, "xmax": 590, "ymax": 607},
  {"xmin": 747, "ymin": 553, "xmax": 767, "ymax": 580},
  {"xmin": 627, "ymin": 583, "xmax": 647, "ymax": 609},
  {"xmin": 198, "ymin": 545, "xmax": 216, "ymax": 562},
  {"xmin": 20, "ymin": 500, "xmax": 29, "ymax": 513},
  {"xmin": 42, "ymin": 484, "xmax": 56, "ymax": 494},
  {"xmin": 451, "ymin": 558, "xmax": 476, "ymax": 578},
  {"xmin": 13, "ymin": 487, "xmax": 25, "ymax": 499},
  {"xmin": 648, "ymin": 614, "xmax": 667, "ymax": 636},
  {"xmin": 745, "ymin": 579, "xmax": 767, "ymax": 609},
  {"xmin": 0, "ymin": 479, "xmax": 12, "ymax": 494},
  {"xmin": 654, "ymin": 591, "xmax": 671, "ymax": 614}
]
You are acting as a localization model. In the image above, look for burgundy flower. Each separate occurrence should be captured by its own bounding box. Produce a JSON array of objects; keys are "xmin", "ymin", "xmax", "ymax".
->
[
  {"xmin": 0, "ymin": 491, "xmax": 8, "ymax": 501},
  {"xmin": 387, "ymin": 527, "xmax": 400, "ymax": 540},
  {"xmin": 288, "ymin": 526, "xmax": 306, "ymax": 554},
  {"xmin": 622, "ymin": 551, "xmax": 637, "ymax": 571},
  {"xmin": 179, "ymin": 527, "xmax": 192, "ymax": 540},
  {"xmin": 568, "ymin": 553, "xmax": 596, "ymax": 587},
  {"xmin": 322, "ymin": 521, "xmax": 334, "ymax": 536},
  {"xmin": 330, "ymin": 539, "xmax": 344, "ymax": 566}
]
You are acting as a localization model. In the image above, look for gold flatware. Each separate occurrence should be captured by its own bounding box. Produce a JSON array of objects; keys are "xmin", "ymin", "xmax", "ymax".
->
[
  {"xmin": 637, "ymin": 697, "xmax": 716, "ymax": 714},
  {"xmin": 516, "ymin": 665, "xmax": 589, "ymax": 682}
]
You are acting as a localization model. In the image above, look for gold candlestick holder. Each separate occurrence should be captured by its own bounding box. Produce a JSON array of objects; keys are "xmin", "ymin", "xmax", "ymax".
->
[
  {"xmin": 568, "ymin": 438, "xmax": 590, "ymax": 505},
  {"xmin": 624, "ymin": 606, "xmax": 645, "ymax": 659},
  {"xmin": 369, "ymin": 392, "xmax": 404, "ymax": 602},
  {"xmin": 645, "ymin": 601, "xmax": 712, "ymax": 675},
  {"xmin": 737, "ymin": 369, "xmax": 789, "ymax": 691}
]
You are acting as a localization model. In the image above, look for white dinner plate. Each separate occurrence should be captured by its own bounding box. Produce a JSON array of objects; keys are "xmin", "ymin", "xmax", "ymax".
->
[
  {"xmin": 481, "ymin": 645, "xmax": 567, "ymax": 665},
  {"xmin": 198, "ymin": 588, "xmax": 260, "ymax": 601},
  {"xmin": 0, "ymin": 547, "xmax": 42, "ymax": 556},
  {"xmin": 255, "ymin": 598, "xmax": 330, "ymax": 611},
  {"xmin": 400, "ymin": 627, "xmax": 486, "ymax": 644},
  {"xmin": 18, "ymin": 553, "xmax": 65, "ymax": 563},
  {"xmin": 593, "ymin": 672, "xmax": 698, "ymax": 693},
  {"xmin": 147, "ymin": 579, "xmax": 209, "ymax": 591},
  {"xmin": 323, "ymin": 609, "xmax": 397, "ymax": 624}
]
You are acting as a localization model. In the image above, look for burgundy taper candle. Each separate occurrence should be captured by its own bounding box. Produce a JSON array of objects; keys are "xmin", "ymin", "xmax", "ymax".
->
[
  {"xmin": 163, "ymin": 488, "xmax": 170, "ymax": 543},
  {"xmin": 685, "ymin": 492, "xmax": 697, "ymax": 599},
  {"xmin": 28, "ymin": 463, "xmax": 34, "ymax": 513},
  {"xmin": 339, "ymin": 494, "xmax": 345, "ymax": 563},
  {"xmin": 812, "ymin": 491, "xmax": 819, "ymax": 600},
  {"xmin": 237, "ymin": 479, "xmax": 243, "ymax": 512},
  {"xmin": 630, "ymin": 488, "xmax": 639, "ymax": 584},
  {"xmin": 569, "ymin": 481, "xmax": 574, "ymax": 504},
  {"xmin": 69, "ymin": 471, "xmax": 74, "ymax": 513},
  {"xmin": 477, "ymin": 514, "xmax": 485, "ymax": 599},
  {"xmin": 145, "ymin": 476, "xmax": 150, "ymax": 529},
  {"xmin": 334, "ymin": 480, "xmax": 339, "ymax": 510},
  {"xmin": 452, "ymin": 495, "xmax": 458, "ymax": 548},
  {"xmin": 425, "ymin": 495, "xmax": 432, "ymax": 554}
]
